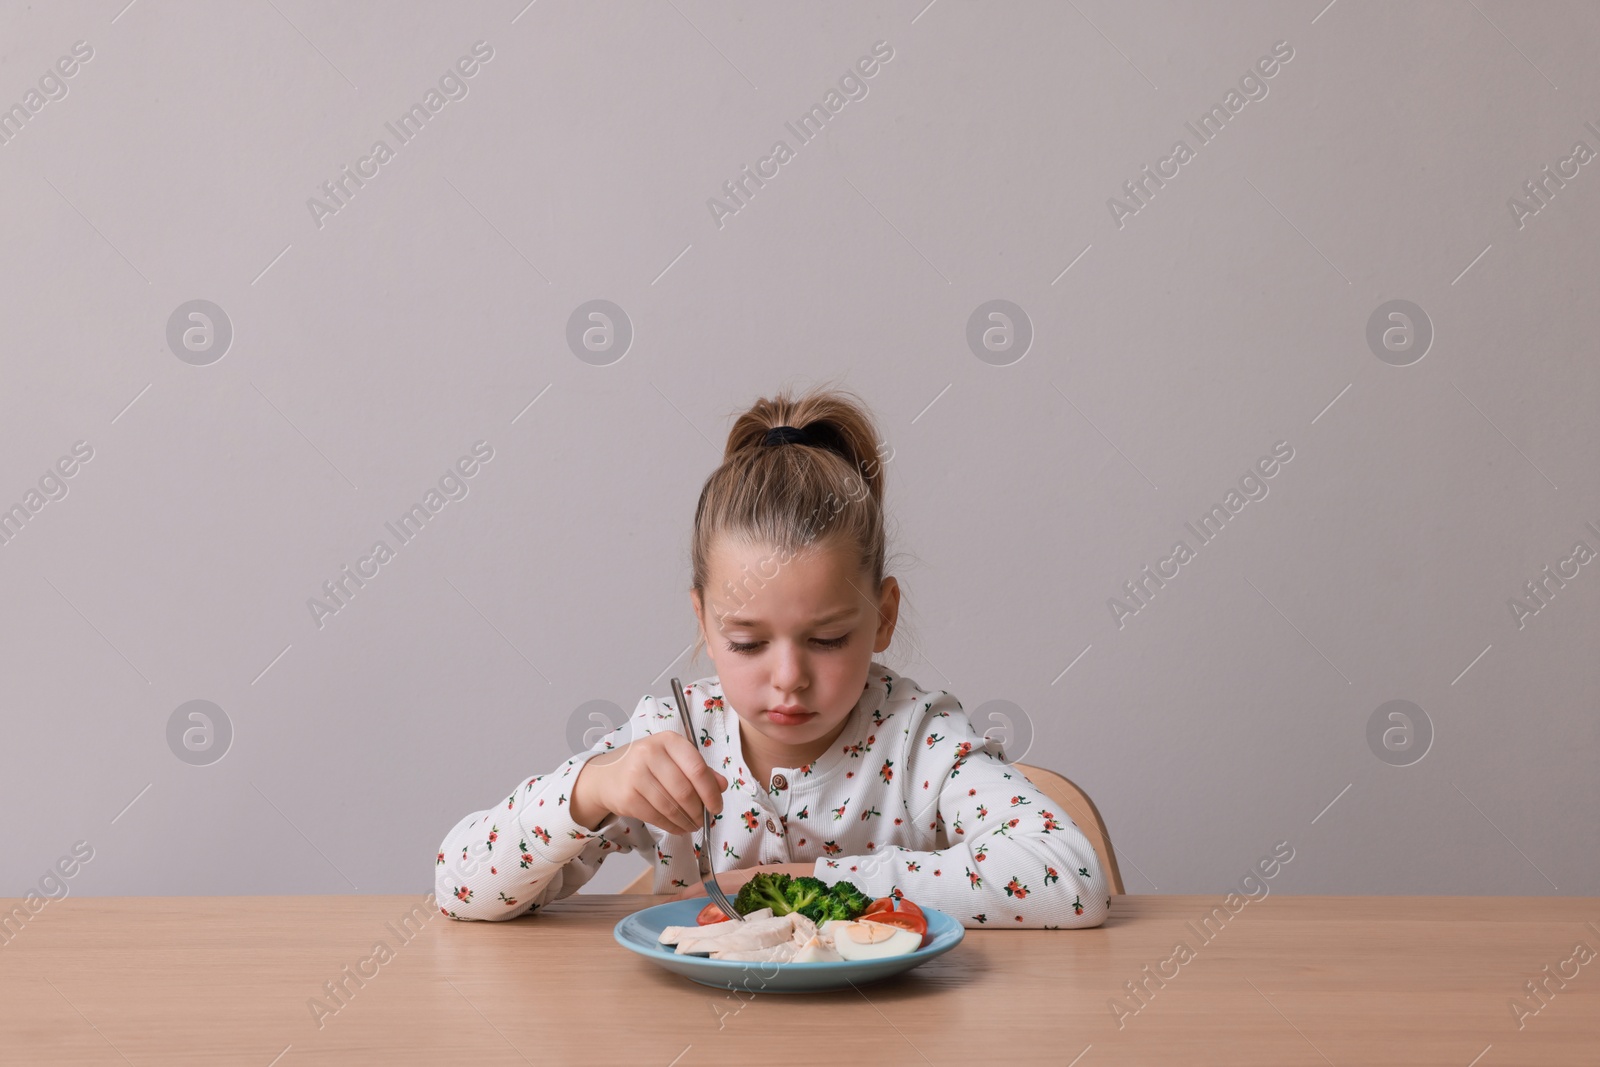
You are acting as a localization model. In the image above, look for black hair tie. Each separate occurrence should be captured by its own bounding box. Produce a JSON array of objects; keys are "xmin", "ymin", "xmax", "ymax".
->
[{"xmin": 762, "ymin": 425, "xmax": 812, "ymax": 447}]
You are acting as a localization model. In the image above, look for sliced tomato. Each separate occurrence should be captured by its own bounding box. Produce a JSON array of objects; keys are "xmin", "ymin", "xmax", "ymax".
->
[
  {"xmin": 861, "ymin": 909, "xmax": 927, "ymax": 936},
  {"xmin": 896, "ymin": 898, "xmax": 925, "ymax": 921},
  {"xmin": 863, "ymin": 896, "xmax": 894, "ymax": 916},
  {"xmin": 696, "ymin": 901, "xmax": 733, "ymax": 925}
]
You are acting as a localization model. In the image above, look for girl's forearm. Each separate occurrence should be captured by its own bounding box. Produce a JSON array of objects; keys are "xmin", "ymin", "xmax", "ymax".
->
[{"xmin": 569, "ymin": 760, "xmax": 610, "ymax": 831}]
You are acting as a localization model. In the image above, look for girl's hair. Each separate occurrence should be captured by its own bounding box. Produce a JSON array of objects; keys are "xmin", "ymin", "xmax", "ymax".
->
[{"xmin": 690, "ymin": 380, "xmax": 902, "ymax": 664}]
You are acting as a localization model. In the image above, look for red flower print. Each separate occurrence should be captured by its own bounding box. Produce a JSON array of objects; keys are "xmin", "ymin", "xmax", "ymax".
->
[
  {"xmin": 455, "ymin": 885, "xmax": 473, "ymax": 903},
  {"xmin": 531, "ymin": 826, "xmax": 551, "ymax": 846},
  {"xmin": 966, "ymin": 867, "xmax": 982, "ymax": 888},
  {"xmin": 1044, "ymin": 866, "xmax": 1060, "ymax": 885},
  {"xmin": 435, "ymin": 852, "xmax": 445, "ymax": 866},
  {"xmin": 823, "ymin": 840, "xmax": 842, "ymax": 856},
  {"xmin": 742, "ymin": 808, "xmax": 760, "ymax": 830},
  {"xmin": 974, "ymin": 844, "xmax": 988, "ymax": 862},
  {"xmin": 967, "ymin": 788, "xmax": 977, "ymax": 796},
  {"xmin": 955, "ymin": 741, "xmax": 972, "ymax": 758},
  {"xmin": 975, "ymin": 805, "xmax": 988, "ymax": 819},
  {"xmin": 1073, "ymin": 894, "xmax": 1084, "ymax": 915},
  {"xmin": 972, "ymin": 914, "xmax": 988, "ymax": 924},
  {"xmin": 879, "ymin": 759, "xmax": 894, "ymax": 784},
  {"xmin": 1004, "ymin": 877, "xmax": 1028, "ymax": 899},
  {"xmin": 926, "ymin": 733, "xmax": 944, "ymax": 747},
  {"xmin": 906, "ymin": 861, "xmax": 921, "ymax": 872},
  {"xmin": 498, "ymin": 891, "xmax": 517, "ymax": 906},
  {"xmin": 1009, "ymin": 795, "xmax": 1031, "ymax": 807}
]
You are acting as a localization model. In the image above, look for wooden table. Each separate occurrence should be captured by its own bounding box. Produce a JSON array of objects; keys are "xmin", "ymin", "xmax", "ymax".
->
[{"xmin": 1, "ymin": 893, "xmax": 1596, "ymax": 1065}]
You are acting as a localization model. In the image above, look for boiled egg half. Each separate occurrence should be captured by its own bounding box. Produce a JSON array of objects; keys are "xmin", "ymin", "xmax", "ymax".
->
[{"xmin": 832, "ymin": 920, "xmax": 921, "ymax": 960}]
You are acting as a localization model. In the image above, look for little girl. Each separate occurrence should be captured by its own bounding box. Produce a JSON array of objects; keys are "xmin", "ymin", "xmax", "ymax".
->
[{"xmin": 434, "ymin": 384, "xmax": 1110, "ymax": 929}]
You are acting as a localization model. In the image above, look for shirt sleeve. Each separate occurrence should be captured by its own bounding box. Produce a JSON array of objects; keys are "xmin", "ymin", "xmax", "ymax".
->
[
  {"xmin": 812, "ymin": 692, "xmax": 1112, "ymax": 929},
  {"xmin": 433, "ymin": 692, "xmax": 673, "ymax": 921}
]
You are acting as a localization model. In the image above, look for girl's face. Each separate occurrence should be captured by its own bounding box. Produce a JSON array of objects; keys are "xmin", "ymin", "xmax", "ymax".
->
[{"xmin": 690, "ymin": 536, "xmax": 899, "ymax": 770}]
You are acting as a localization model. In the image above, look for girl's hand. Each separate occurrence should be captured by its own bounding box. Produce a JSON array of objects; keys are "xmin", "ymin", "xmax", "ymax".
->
[
  {"xmin": 572, "ymin": 730, "xmax": 727, "ymax": 837},
  {"xmin": 668, "ymin": 862, "xmax": 818, "ymax": 902}
]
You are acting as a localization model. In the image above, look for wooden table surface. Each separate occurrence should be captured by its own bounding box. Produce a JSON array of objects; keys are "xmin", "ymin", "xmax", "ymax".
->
[{"xmin": 1, "ymin": 892, "xmax": 1596, "ymax": 1065}]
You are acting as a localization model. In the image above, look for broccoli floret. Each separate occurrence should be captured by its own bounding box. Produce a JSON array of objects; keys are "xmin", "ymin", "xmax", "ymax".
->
[
  {"xmin": 785, "ymin": 876, "xmax": 847, "ymax": 922},
  {"xmin": 734, "ymin": 872, "xmax": 875, "ymax": 921},
  {"xmin": 734, "ymin": 872, "xmax": 795, "ymax": 916},
  {"xmin": 826, "ymin": 879, "xmax": 872, "ymax": 920},
  {"xmin": 797, "ymin": 894, "xmax": 854, "ymax": 923}
]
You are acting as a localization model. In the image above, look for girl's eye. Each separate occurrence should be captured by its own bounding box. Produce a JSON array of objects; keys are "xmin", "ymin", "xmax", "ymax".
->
[{"xmin": 724, "ymin": 635, "xmax": 850, "ymax": 655}]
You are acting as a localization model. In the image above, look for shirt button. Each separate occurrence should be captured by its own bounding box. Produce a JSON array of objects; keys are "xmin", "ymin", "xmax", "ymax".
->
[
  {"xmin": 766, "ymin": 817, "xmax": 779, "ymax": 834},
  {"xmin": 772, "ymin": 774, "xmax": 788, "ymax": 790}
]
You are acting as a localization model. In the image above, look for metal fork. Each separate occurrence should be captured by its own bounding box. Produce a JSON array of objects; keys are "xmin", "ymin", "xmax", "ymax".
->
[{"xmin": 670, "ymin": 676, "xmax": 745, "ymax": 923}]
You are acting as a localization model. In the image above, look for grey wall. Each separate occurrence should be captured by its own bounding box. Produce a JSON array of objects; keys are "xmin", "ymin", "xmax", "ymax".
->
[{"xmin": 3, "ymin": 0, "xmax": 1596, "ymax": 903}]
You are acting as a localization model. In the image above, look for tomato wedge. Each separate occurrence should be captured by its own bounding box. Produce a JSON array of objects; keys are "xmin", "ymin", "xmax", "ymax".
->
[
  {"xmin": 860, "ymin": 895, "xmax": 927, "ymax": 934},
  {"xmin": 861, "ymin": 909, "xmax": 927, "ymax": 936},
  {"xmin": 696, "ymin": 901, "xmax": 733, "ymax": 925}
]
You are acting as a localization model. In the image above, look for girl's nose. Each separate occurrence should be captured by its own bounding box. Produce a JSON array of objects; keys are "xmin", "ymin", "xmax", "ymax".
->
[{"xmin": 770, "ymin": 641, "xmax": 808, "ymax": 692}]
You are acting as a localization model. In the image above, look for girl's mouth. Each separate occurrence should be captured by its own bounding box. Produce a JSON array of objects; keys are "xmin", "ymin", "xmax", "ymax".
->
[{"xmin": 766, "ymin": 707, "xmax": 815, "ymax": 726}]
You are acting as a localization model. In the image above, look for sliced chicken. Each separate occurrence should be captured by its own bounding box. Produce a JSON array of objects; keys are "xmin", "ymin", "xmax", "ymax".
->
[
  {"xmin": 792, "ymin": 933, "xmax": 843, "ymax": 963},
  {"xmin": 788, "ymin": 912, "xmax": 818, "ymax": 944},
  {"xmin": 658, "ymin": 907, "xmax": 773, "ymax": 945},
  {"xmin": 673, "ymin": 914, "xmax": 802, "ymax": 956},
  {"xmin": 709, "ymin": 941, "xmax": 800, "ymax": 963}
]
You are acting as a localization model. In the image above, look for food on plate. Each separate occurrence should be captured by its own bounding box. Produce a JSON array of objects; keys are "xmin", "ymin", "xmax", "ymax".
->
[
  {"xmin": 859, "ymin": 895, "xmax": 927, "ymax": 936},
  {"xmin": 660, "ymin": 910, "xmax": 813, "ymax": 957},
  {"xmin": 696, "ymin": 900, "xmax": 734, "ymax": 925},
  {"xmin": 658, "ymin": 887, "xmax": 932, "ymax": 964},
  {"xmin": 730, "ymin": 872, "xmax": 873, "ymax": 924},
  {"xmin": 830, "ymin": 920, "xmax": 923, "ymax": 961}
]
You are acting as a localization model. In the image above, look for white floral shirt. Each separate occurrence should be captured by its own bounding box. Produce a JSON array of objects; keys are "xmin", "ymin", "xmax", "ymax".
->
[{"xmin": 434, "ymin": 661, "xmax": 1111, "ymax": 929}]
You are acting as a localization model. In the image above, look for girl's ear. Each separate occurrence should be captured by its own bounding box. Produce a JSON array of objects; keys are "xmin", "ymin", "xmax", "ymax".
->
[{"xmin": 873, "ymin": 576, "xmax": 900, "ymax": 652}]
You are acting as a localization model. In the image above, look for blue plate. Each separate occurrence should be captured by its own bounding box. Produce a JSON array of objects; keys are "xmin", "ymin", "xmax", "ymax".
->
[{"xmin": 614, "ymin": 899, "xmax": 965, "ymax": 993}]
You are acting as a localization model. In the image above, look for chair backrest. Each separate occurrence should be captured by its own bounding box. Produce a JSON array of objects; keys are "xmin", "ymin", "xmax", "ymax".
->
[{"xmin": 620, "ymin": 759, "xmax": 1123, "ymax": 896}]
